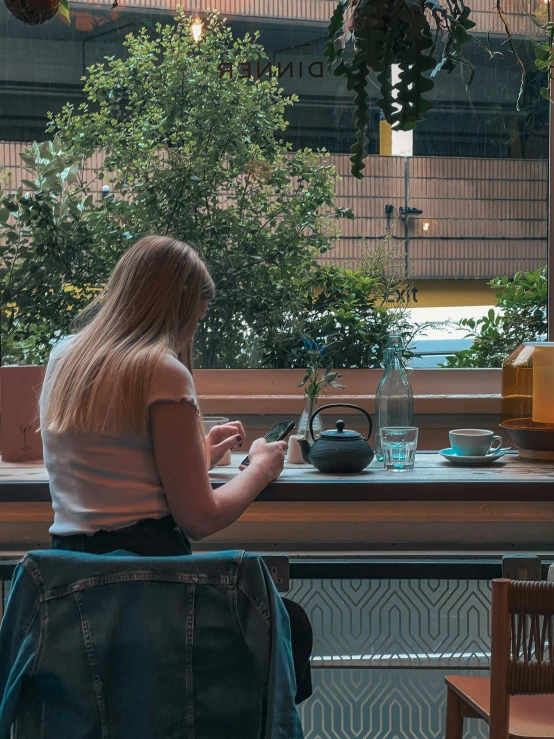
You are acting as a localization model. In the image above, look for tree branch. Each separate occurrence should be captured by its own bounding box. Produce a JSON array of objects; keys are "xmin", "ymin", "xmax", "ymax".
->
[{"xmin": 496, "ymin": 0, "xmax": 526, "ymax": 110}]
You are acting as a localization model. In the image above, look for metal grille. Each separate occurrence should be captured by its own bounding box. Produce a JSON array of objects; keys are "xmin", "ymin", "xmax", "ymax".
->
[
  {"xmin": 287, "ymin": 578, "xmax": 493, "ymax": 738},
  {"xmin": 299, "ymin": 669, "xmax": 488, "ymax": 739}
]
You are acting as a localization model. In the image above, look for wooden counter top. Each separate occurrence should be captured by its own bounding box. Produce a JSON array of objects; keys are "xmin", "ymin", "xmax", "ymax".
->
[
  {"xmin": 2, "ymin": 452, "xmax": 553, "ymax": 503},
  {"xmin": 1, "ymin": 453, "xmax": 553, "ymax": 551}
]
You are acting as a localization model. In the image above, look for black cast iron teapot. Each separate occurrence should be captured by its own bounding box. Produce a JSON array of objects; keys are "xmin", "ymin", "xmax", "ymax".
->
[{"xmin": 298, "ymin": 403, "xmax": 374, "ymax": 473}]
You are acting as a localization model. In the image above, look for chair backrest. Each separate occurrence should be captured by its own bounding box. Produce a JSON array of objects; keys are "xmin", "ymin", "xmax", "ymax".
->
[{"xmin": 489, "ymin": 578, "xmax": 554, "ymax": 739}]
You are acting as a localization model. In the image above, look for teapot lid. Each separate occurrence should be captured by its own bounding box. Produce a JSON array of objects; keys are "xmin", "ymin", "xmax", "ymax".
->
[{"xmin": 319, "ymin": 419, "xmax": 363, "ymax": 440}]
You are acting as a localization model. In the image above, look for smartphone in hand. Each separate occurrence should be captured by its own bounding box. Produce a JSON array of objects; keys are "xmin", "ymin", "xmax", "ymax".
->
[{"xmin": 241, "ymin": 421, "xmax": 295, "ymax": 466}]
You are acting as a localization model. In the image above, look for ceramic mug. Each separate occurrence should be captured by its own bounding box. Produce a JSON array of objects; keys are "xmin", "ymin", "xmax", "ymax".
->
[{"xmin": 449, "ymin": 429, "xmax": 503, "ymax": 457}]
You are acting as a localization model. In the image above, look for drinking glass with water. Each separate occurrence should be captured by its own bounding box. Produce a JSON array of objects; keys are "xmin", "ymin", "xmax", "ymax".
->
[{"xmin": 381, "ymin": 427, "xmax": 419, "ymax": 472}]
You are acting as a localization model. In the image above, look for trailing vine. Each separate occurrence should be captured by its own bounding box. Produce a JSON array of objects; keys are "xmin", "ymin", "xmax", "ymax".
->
[
  {"xmin": 325, "ymin": 0, "xmax": 534, "ymax": 178},
  {"xmin": 532, "ymin": 21, "xmax": 554, "ymax": 101}
]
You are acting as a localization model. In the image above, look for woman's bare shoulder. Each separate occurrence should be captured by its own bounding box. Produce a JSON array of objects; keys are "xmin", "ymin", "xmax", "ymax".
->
[{"xmin": 148, "ymin": 353, "xmax": 197, "ymax": 409}]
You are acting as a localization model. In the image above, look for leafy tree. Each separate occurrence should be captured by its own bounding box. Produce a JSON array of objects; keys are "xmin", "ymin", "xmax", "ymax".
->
[
  {"xmin": 1, "ymin": 139, "xmax": 115, "ymax": 364},
  {"xmin": 442, "ymin": 267, "xmax": 547, "ymax": 368},
  {"xmin": 261, "ymin": 264, "xmax": 412, "ymax": 368},
  {"xmin": 47, "ymin": 10, "xmax": 351, "ymax": 367}
]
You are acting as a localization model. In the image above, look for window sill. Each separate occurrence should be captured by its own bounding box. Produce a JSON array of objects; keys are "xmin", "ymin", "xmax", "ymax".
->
[{"xmin": 195, "ymin": 368, "xmax": 501, "ymax": 416}]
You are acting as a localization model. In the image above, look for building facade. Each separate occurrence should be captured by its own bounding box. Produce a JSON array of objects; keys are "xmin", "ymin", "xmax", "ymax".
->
[{"xmin": 0, "ymin": 0, "xmax": 549, "ymax": 306}]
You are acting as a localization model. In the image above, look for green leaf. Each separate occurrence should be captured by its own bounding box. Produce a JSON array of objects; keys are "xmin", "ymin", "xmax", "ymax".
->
[
  {"xmin": 61, "ymin": 162, "xmax": 79, "ymax": 185},
  {"xmin": 390, "ymin": 4, "xmax": 435, "ymax": 129},
  {"xmin": 531, "ymin": 39, "xmax": 551, "ymax": 63},
  {"xmin": 19, "ymin": 153, "xmax": 37, "ymax": 168},
  {"xmin": 20, "ymin": 180, "xmax": 39, "ymax": 191},
  {"xmin": 2, "ymin": 199, "xmax": 19, "ymax": 212},
  {"xmin": 58, "ymin": 0, "xmax": 70, "ymax": 22},
  {"xmin": 348, "ymin": 63, "xmax": 370, "ymax": 179},
  {"xmin": 323, "ymin": 2, "xmax": 346, "ymax": 69},
  {"xmin": 377, "ymin": 20, "xmax": 401, "ymax": 123}
]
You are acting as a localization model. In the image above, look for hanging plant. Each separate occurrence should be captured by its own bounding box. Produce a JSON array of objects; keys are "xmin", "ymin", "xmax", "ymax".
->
[
  {"xmin": 324, "ymin": 0, "xmax": 479, "ymax": 178},
  {"xmin": 4, "ymin": 0, "xmax": 69, "ymax": 24},
  {"xmin": 531, "ymin": 22, "xmax": 554, "ymax": 100},
  {"xmin": 325, "ymin": 0, "xmax": 530, "ymax": 178}
]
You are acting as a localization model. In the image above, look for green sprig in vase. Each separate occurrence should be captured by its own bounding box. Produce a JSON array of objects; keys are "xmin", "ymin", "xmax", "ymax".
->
[{"xmin": 297, "ymin": 339, "xmax": 345, "ymax": 439}]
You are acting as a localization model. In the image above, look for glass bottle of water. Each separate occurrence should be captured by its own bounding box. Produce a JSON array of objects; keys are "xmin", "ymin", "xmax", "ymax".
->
[{"xmin": 375, "ymin": 335, "xmax": 413, "ymax": 461}]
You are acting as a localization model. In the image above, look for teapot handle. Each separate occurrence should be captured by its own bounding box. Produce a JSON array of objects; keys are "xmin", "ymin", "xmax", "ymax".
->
[{"xmin": 309, "ymin": 403, "xmax": 373, "ymax": 442}]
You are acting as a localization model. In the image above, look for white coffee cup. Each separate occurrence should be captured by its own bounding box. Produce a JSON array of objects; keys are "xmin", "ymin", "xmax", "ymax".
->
[{"xmin": 449, "ymin": 429, "xmax": 503, "ymax": 457}]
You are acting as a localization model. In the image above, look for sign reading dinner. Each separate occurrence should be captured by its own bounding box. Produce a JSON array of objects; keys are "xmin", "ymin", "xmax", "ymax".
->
[{"xmin": 218, "ymin": 60, "xmax": 325, "ymax": 79}]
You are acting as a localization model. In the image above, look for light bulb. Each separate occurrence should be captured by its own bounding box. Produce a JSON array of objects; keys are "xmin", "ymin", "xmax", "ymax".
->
[
  {"xmin": 422, "ymin": 221, "xmax": 430, "ymax": 231},
  {"xmin": 191, "ymin": 17, "xmax": 203, "ymax": 43}
]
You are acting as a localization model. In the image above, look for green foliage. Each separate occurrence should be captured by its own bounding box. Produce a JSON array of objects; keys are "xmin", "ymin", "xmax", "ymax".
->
[
  {"xmin": 325, "ymin": 0, "xmax": 475, "ymax": 177},
  {"xmin": 3, "ymin": 12, "xmax": 349, "ymax": 368},
  {"xmin": 442, "ymin": 268, "xmax": 547, "ymax": 368},
  {"xmin": 2, "ymin": 319, "xmax": 50, "ymax": 365},
  {"xmin": 0, "ymin": 139, "xmax": 115, "ymax": 365},
  {"xmin": 50, "ymin": 11, "xmax": 348, "ymax": 368},
  {"xmin": 261, "ymin": 264, "xmax": 412, "ymax": 369},
  {"xmin": 530, "ymin": 0, "xmax": 554, "ymax": 102},
  {"xmin": 298, "ymin": 339, "xmax": 345, "ymax": 401},
  {"xmin": 58, "ymin": 0, "xmax": 70, "ymax": 22}
]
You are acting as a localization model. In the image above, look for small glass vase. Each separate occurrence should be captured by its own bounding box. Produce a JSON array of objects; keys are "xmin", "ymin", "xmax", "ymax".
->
[{"xmin": 297, "ymin": 395, "xmax": 325, "ymax": 439}]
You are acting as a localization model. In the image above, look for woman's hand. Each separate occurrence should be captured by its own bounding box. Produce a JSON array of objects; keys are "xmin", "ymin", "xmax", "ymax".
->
[
  {"xmin": 206, "ymin": 421, "xmax": 246, "ymax": 468},
  {"xmin": 152, "ymin": 402, "xmax": 285, "ymax": 541},
  {"xmin": 243, "ymin": 437, "xmax": 287, "ymax": 482}
]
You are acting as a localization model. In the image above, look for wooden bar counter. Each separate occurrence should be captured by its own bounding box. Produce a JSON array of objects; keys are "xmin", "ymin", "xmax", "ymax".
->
[{"xmin": 1, "ymin": 453, "xmax": 554, "ymax": 552}]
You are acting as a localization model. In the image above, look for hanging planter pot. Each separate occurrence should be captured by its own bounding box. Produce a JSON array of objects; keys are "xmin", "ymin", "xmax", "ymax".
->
[
  {"xmin": 5, "ymin": 0, "xmax": 59, "ymax": 24},
  {"xmin": 4, "ymin": 0, "xmax": 69, "ymax": 25}
]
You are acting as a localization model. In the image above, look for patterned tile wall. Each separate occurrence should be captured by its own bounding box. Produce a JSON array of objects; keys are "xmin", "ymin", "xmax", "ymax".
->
[
  {"xmin": 299, "ymin": 669, "xmax": 488, "ymax": 739},
  {"xmin": 288, "ymin": 579, "xmax": 492, "ymax": 738}
]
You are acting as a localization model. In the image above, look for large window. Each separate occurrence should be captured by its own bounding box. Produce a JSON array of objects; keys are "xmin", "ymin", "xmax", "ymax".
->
[{"xmin": 0, "ymin": 0, "xmax": 549, "ymax": 369}]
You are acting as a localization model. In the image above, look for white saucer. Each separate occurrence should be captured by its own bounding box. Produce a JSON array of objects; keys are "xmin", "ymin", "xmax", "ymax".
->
[{"xmin": 439, "ymin": 448, "xmax": 507, "ymax": 466}]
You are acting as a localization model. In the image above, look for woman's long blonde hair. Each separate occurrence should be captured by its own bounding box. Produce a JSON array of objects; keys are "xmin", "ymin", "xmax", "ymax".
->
[{"xmin": 42, "ymin": 236, "xmax": 214, "ymax": 435}]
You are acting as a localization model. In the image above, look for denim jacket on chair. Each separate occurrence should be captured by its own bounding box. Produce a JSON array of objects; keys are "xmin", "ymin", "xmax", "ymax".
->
[{"xmin": 0, "ymin": 549, "xmax": 304, "ymax": 739}]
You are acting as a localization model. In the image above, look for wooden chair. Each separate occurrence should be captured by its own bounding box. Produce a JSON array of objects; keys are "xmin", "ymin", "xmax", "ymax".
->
[{"xmin": 445, "ymin": 579, "xmax": 554, "ymax": 739}]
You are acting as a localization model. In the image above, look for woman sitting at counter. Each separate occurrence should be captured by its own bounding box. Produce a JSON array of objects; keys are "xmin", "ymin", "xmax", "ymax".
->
[{"xmin": 39, "ymin": 234, "xmax": 312, "ymax": 703}]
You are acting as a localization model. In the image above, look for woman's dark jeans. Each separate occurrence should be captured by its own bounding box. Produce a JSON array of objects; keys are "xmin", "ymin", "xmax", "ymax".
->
[{"xmin": 52, "ymin": 515, "xmax": 313, "ymax": 703}]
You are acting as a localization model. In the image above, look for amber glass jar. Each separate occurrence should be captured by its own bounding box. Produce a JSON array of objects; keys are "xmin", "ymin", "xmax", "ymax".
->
[
  {"xmin": 501, "ymin": 342, "xmax": 554, "ymax": 459},
  {"xmin": 501, "ymin": 344, "xmax": 534, "ymax": 425}
]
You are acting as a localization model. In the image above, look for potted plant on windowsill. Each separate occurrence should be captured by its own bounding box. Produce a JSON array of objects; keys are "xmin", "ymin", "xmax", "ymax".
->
[{"xmin": 298, "ymin": 340, "xmax": 345, "ymax": 439}]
